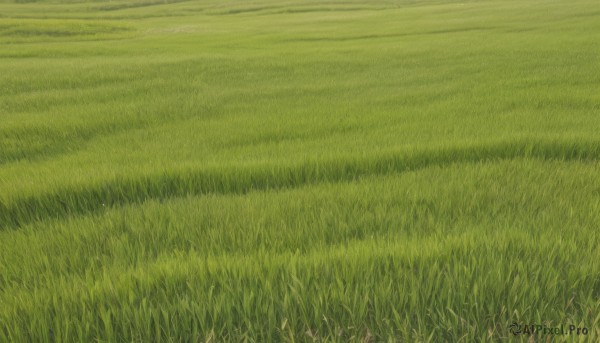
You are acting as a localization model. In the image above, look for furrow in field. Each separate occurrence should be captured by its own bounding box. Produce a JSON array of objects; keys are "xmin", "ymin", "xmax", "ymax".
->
[
  {"xmin": 285, "ymin": 26, "xmax": 498, "ymax": 42},
  {"xmin": 1, "ymin": 138, "xmax": 598, "ymax": 230},
  {"xmin": 0, "ymin": 121, "xmax": 146, "ymax": 165}
]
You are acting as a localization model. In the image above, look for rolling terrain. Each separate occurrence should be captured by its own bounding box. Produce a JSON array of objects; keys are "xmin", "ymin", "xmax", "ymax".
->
[{"xmin": 1, "ymin": 0, "xmax": 599, "ymax": 341}]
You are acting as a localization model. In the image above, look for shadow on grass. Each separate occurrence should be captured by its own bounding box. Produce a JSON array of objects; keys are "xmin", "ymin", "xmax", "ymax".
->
[{"xmin": 1, "ymin": 138, "xmax": 599, "ymax": 230}]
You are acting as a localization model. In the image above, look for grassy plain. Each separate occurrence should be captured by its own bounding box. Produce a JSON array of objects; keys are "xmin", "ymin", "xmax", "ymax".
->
[{"xmin": 0, "ymin": 0, "xmax": 599, "ymax": 341}]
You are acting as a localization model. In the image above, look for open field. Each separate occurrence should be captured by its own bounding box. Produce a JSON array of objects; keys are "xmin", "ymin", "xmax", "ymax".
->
[{"xmin": 1, "ymin": 0, "xmax": 599, "ymax": 341}]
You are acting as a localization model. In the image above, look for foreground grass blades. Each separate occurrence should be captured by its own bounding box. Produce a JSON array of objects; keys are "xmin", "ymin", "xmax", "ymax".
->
[
  {"xmin": 2, "ymin": 160, "xmax": 600, "ymax": 341},
  {"xmin": 0, "ymin": 0, "xmax": 599, "ymax": 341}
]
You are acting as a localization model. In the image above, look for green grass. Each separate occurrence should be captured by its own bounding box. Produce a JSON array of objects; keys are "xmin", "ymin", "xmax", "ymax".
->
[{"xmin": 0, "ymin": 0, "xmax": 599, "ymax": 341}]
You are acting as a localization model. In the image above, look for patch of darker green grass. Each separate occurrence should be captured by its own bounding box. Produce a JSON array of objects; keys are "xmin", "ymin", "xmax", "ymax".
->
[
  {"xmin": 0, "ymin": 19, "xmax": 131, "ymax": 40},
  {"xmin": 1, "ymin": 138, "xmax": 599, "ymax": 230},
  {"xmin": 95, "ymin": 0, "xmax": 191, "ymax": 12}
]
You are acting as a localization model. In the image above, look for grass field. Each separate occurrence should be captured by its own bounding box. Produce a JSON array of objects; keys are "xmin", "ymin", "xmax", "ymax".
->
[{"xmin": 1, "ymin": 0, "xmax": 599, "ymax": 341}]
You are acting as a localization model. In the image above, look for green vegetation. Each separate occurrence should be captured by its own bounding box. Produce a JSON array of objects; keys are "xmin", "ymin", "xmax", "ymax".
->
[{"xmin": 1, "ymin": 0, "xmax": 599, "ymax": 341}]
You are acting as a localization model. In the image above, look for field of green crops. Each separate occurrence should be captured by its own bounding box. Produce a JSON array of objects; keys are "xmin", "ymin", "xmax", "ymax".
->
[{"xmin": 1, "ymin": 0, "xmax": 599, "ymax": 341}]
